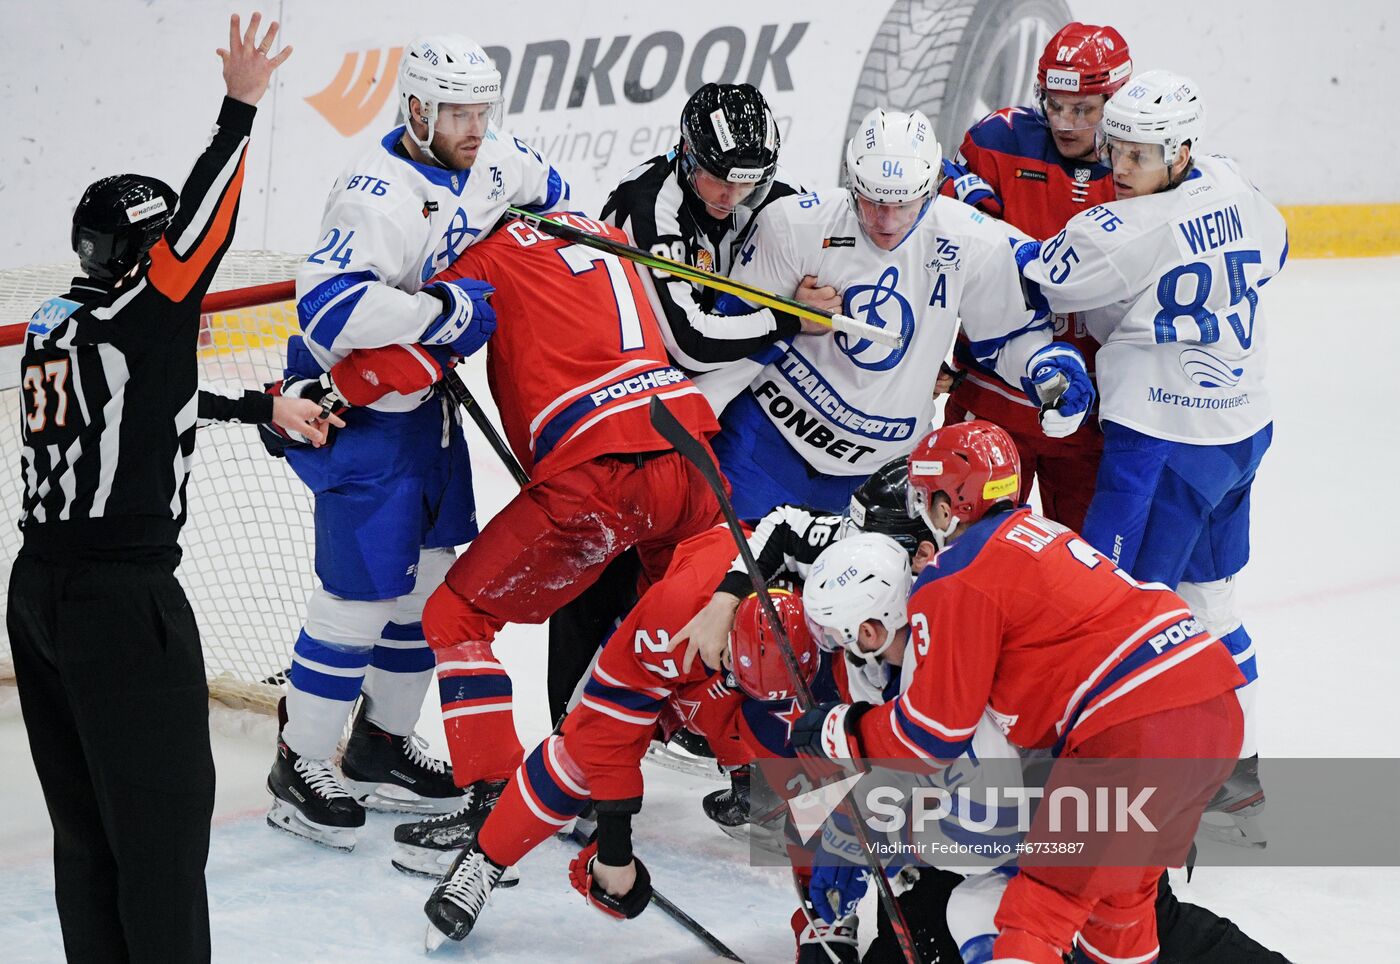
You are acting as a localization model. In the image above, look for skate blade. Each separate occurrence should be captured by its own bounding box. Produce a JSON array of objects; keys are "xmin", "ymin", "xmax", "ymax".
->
[
  {"xmin": 644, "ymin": 741, "xmax": 726, "ymax": 781},
  {"xmin": 266, "ymin": 798, "xmax": 358, "ymax": 852},
  {"xmin": 424, "ymin": 922, "xmax": 453, "ymax": 953},
  {"xmin": 344, "ymin": 780, "xmax": 465, "ymax": 815},
  {"xmin": 394, "ymin": 848, "xmax": 519, "ymax": 888},
  {"xmin": 1197, "ymin": 810, "xmax": 1268, "ymax": 849}
]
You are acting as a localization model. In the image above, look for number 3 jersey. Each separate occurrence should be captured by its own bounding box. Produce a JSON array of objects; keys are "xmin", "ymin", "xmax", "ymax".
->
[
  {"xmin": 1023, "ymin": 155, "xmax": 1288, "ymax": 444},
  {"xmin": 726, "ymin": 189, "xmax": 1044, "ymax": 477},
  {"xmin": 435, "ymin": 215, "xmax": 718, "ymax": 484},
  {"xmin": 855, "ymin": 507, "xmax": 1244, "ymax": 761},
  {"xmin": 293, "ymin": 125, "xmax": 570, "ymax": 412}
]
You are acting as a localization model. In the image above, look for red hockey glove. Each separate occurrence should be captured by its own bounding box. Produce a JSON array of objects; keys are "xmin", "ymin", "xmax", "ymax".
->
[
  {"xmin": 568, "ymin": 841, "xmax": 652, "ymax": 920},
  {"xmin": 330, "ymin": 343, "xmax": 446, "ymax": 407}
]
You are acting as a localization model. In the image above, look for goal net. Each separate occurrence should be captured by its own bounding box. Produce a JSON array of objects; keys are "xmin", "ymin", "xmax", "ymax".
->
[{"xmin": 0, "ymin": 252, "xmax": 311, "ymax": 710}]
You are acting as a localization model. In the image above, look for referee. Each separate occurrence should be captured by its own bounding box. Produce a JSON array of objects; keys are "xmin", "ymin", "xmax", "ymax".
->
[{"xmin": 6, "ymin": 14, "xmax": 291, "ymax": 962}]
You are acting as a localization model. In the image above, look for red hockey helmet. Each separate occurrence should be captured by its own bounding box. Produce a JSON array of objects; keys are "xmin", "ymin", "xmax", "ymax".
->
[
  {"xmin": 906, "ymin": 421, "xmax": 1021, "ymax": 545},
  {"xmin": 730, "ymin": 588, "xmax": 817, "ymax": 702},
  {"xmin": 1037, "ymin": 22, "xmax": 1133, "ymax": 98}
]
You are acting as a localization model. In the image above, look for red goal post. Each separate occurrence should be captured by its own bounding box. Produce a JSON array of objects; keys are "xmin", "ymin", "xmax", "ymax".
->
[{"xmin": 0, "ymin": 253, "xmax": 309, "ymax": 711}]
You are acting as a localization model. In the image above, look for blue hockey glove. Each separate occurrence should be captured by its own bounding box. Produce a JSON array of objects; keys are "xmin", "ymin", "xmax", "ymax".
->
[
  {"xmin": 420, "ymin": 277, "xmax": 497, "ymax": 357},
  {"xmin": 1023, "ymin": 343, "xmax": 1095, "ymax": 438}
]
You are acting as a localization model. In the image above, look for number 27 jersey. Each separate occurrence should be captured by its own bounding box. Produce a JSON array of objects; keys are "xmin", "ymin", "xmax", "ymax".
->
[{"xmin": 1024, "ymin": 154, "xmax": 1288, "ymax": 444}]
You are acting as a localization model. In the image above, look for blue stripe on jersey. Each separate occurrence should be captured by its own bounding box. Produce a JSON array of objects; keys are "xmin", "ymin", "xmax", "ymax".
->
[
  {"xmin": 1050, "ymin": 626, "xmax": 1215, "ymax": 757},
  {"xmin": 533, "ymin": 365, "xmax": 687, "ymax": 464},
  {"xmin": 517, "ymin": 168, "xmax": 568, "ymax": 213},
  {"xmin": 299, "ymin": 270, "xmax": 376, "ymax": 350},
  {"xmin": 381, "ymin": 620, "xmax": 425, "ymax": 642},
  {"xmin": 379, "ymin": 127, "xmax": 469, "ymax": 195},
  {"xmin": 582, "ymin": 676, "xmax": 667, "ymax": 714},
  {"xmin": 439, "ymin": 673, "xmax": 514, "ymax": 705},
  {"xmin": 523, "ymin": 742, "xmax": 589, "ymax": 817},
  {"xmin": 964, "ymin": 311, "xmax": 1054, "ymax": 368},
  {"xmin": 893, "ymin": 699, "xmax": 973, "ymax": 759},
  {"xmin": 912, "ymin": 509, "xmax": 1012, "ymax": 590},
  {"xmin": 371, "ymin": 642, "xmax": 435, "ymax": 674}
]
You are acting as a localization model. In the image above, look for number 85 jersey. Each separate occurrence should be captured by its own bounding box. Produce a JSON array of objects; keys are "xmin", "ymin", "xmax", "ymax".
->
[{"xmin": 1023, "ymin": 154, "xmax": 1288, "ymax": 444}]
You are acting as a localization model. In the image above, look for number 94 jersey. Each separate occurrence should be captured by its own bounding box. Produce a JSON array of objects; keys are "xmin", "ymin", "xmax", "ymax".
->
[
  {"xmin": 729, "ymin": 189, "xmax": 1040, "ymax": 477},
  {"xmin": 1023, "ymin": 154, "xmax": 1288, "ymax": 444}
]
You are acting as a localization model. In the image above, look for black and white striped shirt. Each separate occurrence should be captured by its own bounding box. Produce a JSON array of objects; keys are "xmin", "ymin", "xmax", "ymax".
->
[
  {"xmin": 602, "ymin": 153, "xmax": 804, "ymax": 373},
  {"xmin": 17, "ymin": 97, "xmax": 256, "ymax": 560}
]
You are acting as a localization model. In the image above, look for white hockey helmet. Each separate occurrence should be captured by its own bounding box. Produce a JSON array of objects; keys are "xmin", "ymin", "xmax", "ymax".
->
[
  {"xmin": 802, "ymin": 533, "xmax": 912, "ymax": 667},
  {"xmin": 399, "ymin": 36, "xmax": 503, "ymax": 158},
  {"xmin": 1100, "ymin": 69, "xmax": 1204, "ymax": 167},
  {"xmin": 844, "ymin": 108, "xmax": 942, "ymax": 205}
]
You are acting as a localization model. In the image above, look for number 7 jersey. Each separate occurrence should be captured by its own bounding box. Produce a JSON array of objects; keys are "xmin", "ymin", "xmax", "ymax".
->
[
  {"xmin": 436, "ymin": 214, "xmax": 718, "ymax": 483},
  {"xmin": 1024, "ymin": 154, "xmax": 1288, "ymax": 444}
]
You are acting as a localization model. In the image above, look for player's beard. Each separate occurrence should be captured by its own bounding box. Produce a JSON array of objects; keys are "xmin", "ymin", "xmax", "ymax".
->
[{"xmin": 433, "ymin": 129, "xmax": 482, "ymax": 171}]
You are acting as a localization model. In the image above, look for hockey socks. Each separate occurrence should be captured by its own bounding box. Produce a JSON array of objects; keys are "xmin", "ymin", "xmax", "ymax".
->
[
  {"xmin": 477, "ymin": 735, "xmax": 591, "ymax": 868},
  {"xmin": 435, "ymin": 639, "xmax": 525, "ymax": 785}
]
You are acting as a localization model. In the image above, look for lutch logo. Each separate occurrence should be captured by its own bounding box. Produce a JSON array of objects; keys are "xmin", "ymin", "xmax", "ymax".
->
[{"xmin": 306, "ymin": 47, "xmax": 404, "ymax": 136}]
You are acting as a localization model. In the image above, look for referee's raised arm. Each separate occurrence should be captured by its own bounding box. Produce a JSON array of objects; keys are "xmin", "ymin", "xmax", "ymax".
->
[
  {"xmin": 146, "ymin": 12, "xmax": 291, "ymax": 309},
  {"xmin": 7, "ymin": 14, "xmax": 290, "ymax": 964}
]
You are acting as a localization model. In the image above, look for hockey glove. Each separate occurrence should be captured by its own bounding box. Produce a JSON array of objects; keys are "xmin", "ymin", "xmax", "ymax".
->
[
  {"xmin": 1023, "ymin": 343, "xmax": 1095, "ymax": 439},
  {"xmin": 332, "ymin": 344, "xmax": 446, "ymax": 407},
  {"xmin": 568, "ymin": 841, "xmax": 652, "ymax": 920},
  {"xmin": 809, "ymin": 819, "xmax": 871, "ymax": 922},
  {"xmin": 420, "ymin": 277, "xmax": 497, "ymax": 357},
  {"xmin": 258, "ymin": 376, "xmax": 348, "ymax": 456},
  {"xmin": 790, "ymin": 701, "xmax": 874, "ymax": 763},
  {"xmin": 793, "ymin": 909, "xmax": 859, "ymax": 963}
]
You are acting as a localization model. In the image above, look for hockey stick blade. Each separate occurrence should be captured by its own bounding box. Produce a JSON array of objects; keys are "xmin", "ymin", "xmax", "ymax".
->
[
  {"xmin": 507, "ymin": 207, "xmax": 901, "ymax": 349},
  {"xmin": 440, "ymin": 368, "xmax": 530, "ymax": 488},
  {"xmin": 565, "ymin": 827, "xmax": 744, "ymax": 962},
  {"xmin": 648, "ymin": 396, "xmax": 924, "ymax": 964}
]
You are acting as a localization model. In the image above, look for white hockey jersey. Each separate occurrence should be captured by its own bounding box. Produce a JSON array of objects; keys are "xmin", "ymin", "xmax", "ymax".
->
[
  {"xmin": 721, "ymin": 189, "xmax": 1043, "ymax": 476},
  {"xmin": 1022, "ymin": 154, "xmax": 1287, "ymax": 444},
  {"xmin": 294, "ymin": 125, "xmax": 570, "ymax": 412}
]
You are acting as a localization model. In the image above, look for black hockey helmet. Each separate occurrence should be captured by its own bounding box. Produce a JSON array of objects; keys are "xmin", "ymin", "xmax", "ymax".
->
[
  {"xmin": 843, "ymin": 456, "xmax": 936, "ymax": 557},
  {"xmin": 71, "ymin": 174, "xmax": 178, "ymax": 281},
  {"xmin": 679, "ymin": 83, "xmax": 780, "ymax": 212}
]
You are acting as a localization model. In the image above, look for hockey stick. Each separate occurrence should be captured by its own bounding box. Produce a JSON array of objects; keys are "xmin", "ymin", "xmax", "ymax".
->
[
  {"xmin": 565, "ymin": 826, "xmax": 744, "ymax": 962},
  {"xmin": 647, "ymin": 397, "xmax": 922, "ymax": 964},
  {"xmin": 505, "ymin": 207, "xmax": 903, "ymax": 350},
  {"xmin": 440, "ymin": 368, "xmax": 530, "ymax": 488}
]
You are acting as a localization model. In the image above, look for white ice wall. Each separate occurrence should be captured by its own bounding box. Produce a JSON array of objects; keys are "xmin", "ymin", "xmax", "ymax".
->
[{"xmin": 1, "ymin": 0, "xmax": 1395, "ymax": 270}]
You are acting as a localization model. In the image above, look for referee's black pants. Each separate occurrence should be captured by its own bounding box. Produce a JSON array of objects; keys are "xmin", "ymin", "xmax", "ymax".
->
[{"xmin": 8, "ymin": 553, "xmax": 214, "ymax": 964}]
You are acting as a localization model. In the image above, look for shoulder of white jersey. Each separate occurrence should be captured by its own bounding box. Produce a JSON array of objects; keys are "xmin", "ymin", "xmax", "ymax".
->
[
  {"xmin": 757, "ymin": 186, "xmax": 844, "ymax": 230},
  {"xmin": 927, "ymin": 194, "xmax": 1017, "ymax": 249},
  {"xmin": 324, "ymin": 131, "xmax": 444, "ymax": 218},
  {"xmin": 484, "ymin": 126, "xmax": 559, "ymax": 174}
]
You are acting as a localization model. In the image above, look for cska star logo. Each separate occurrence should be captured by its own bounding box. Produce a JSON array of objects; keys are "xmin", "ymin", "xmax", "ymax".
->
[
  {"xmin": 772, "ymin": 698, "xmax": 804, "ymax": 740},
  {"xmin": 987, "ymin": 106, "xmax": 1029, "ymax": 127}
]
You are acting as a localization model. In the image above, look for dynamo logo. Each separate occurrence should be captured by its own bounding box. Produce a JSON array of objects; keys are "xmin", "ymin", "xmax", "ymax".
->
[
  {"xmin": 1179, "ymin": 347, "xmax": 1243, "ymax": 389},
  {"xmin": 839, "ymin": 266, "xmax": 914, "ymax": 372}
]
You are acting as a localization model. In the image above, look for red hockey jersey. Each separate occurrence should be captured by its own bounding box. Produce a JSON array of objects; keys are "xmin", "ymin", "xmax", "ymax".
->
[
  {"xmin": 438, "ymin": 214, "xmax": 718, "ymax": 484},
  {"xmin": 857, "ymin": 508, "xmax": 1243, "ymax": 761},
  {"xmin": 939, "ymin": 107, "xmax": 1115, "ymax": 436},
  {"xmin": 562, "ymin": 525, "xmax": 768, "ymax": 801}
]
